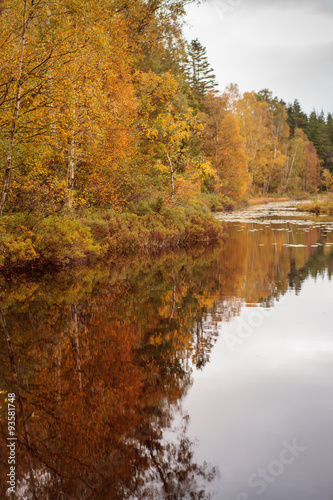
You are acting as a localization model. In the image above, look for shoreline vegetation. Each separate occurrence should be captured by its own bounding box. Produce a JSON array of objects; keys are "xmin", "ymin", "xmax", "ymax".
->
[
  {"xmin": 297, "ymin": 195, "xmax": 333, "ymax": 216},
  {"xmin": 247, "ymin": 196, "xmax": 291, "ymax": 206},
  {"xmin": 0, "ymin": 198, "xmax": 223, "ymax": 270},
  {"xmin": 1, "ymin": 2, "xmax": 333, "ymax": 272}
]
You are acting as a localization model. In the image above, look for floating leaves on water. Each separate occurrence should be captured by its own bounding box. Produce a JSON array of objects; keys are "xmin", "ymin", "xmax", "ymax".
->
[
  {"xmin": 217, "ymin": 203, "xmax": 333, "ymax": 255},
  {"xmin": 283, "ymin": 244, "xmax": 307, "ymax": 248}
]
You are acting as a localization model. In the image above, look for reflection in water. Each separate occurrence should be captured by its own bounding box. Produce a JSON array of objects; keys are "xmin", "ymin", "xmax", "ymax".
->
[
  {"xmin": 1, "ymin": 203, "xmax": 333, "ymax": 499},
  {"xmin": 0, "ymin": 250, "xmax": 222, "ymax": 500}
]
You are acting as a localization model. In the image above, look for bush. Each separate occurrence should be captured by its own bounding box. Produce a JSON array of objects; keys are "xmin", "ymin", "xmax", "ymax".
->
[
  {"xmin": 0, "ymin": 201, "xmax": 224, "ymax": 270},
  {"xmin": 0, "ymin": 214, "xmax": 104, "ymax": 268},
  {"xmin": 36, "ymin": 216, "xmax": 104, "ymax": 264},
  {"xmin": 200, "ymin": 193, "xmax": 224, "ymax": 212},
  {"xmin": 297, "ymin": 198, "xmax": 333, "ymax": 216},
  {"xmin": 0, "ymin": 214, "xmax": 39, "ymax": 267}
]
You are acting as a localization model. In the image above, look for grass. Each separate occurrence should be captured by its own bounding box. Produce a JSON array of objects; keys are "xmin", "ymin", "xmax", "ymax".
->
[{"xmin": 247, "ymin": 196, "xmax": 290, "ymax": 206}]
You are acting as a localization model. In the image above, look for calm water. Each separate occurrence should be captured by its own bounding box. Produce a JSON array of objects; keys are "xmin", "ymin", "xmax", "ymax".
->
[{"xmin": 1, "ymin": 202, "xmax": 333, "ymax": 499}]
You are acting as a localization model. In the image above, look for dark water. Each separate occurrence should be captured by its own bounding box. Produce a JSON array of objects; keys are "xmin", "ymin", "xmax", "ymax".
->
[{"xmin": 1, "ymin": 202, "xmax": 333, "ymax": 499}]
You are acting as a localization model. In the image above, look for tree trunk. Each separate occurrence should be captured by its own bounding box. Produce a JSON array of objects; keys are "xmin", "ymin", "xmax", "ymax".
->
[
  {"xmin": 284, "ymin": 144, "xmax": 299, "ymax": 191},
  {"xmin": 169, "ymin": 276, "xmax": 176, "ymax": 321},
  {"xmin": 67, "ymin": 134, "xmax": 75, "ymax": 207},
  {"xmin": 0, "ymin": 1, "xmax": 30, "ymax": 216},
  {"xmin": 264, "ymin": 146, "xmax": 277, "ymax": 194},
  {"xmin": 166, "ymin": 151, "xmax": 174, "ymax": 200},
  {"xmin": 67, "ymin": 16, "xmax": 78, "ymax": 208}
]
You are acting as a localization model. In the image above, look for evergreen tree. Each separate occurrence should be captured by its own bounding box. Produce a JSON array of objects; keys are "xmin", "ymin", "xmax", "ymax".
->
[
  {"xmin": 287, "ymin": 99, "xmax": 308, "ymax": 137},
  {"xmin": 185, "ymin": 39, "xmax": 218, "ymax": 101},
  {"xmin": 257, "ymin": 88, "xmax": 280, "ymax": 112},
  {"xmin": 307, "ymin": 111, "xmax": 320, "ymax": 149},
  {"xmin": 327, "ymin": 113, "xmax": 333, "ymax": 146},
  {"xmin": 320, "ymin": 114, "xmax": 333, "ymax": 172},
  {"xmin": 307, "ymin": 110, "xmax": 333, "ymax": 172}
]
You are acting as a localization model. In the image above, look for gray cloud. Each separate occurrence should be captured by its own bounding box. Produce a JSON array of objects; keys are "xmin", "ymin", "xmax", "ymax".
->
[
  {"xmin": 208, "ymin": 0, "xmax": 333, "ymax": 16},
  {"xmin": 186, "ymin": 0, "xmax": 333, "ymax": 113}
]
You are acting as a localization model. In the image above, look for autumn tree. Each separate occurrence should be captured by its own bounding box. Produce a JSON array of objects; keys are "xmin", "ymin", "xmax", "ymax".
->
[
  {"xmin": 0, "ymin": 0, "xmax": 62, "ymax": 215},
  {"xmin": 281, "ymin": 128, "xmax": 321, "ymax": 193},
  {"xmin": 235, "ymin": 92, "xmax": 281, "ymax": 193},
  {"xmin": 0, "ymin": 0, "xmax": 202, "ymax": 217},
  {"xmin": 322, "ymin": 169, "xmax": 333, "ymax": 192},
  {"xmin": 0, "ymin": 0, "xmax": 134, "ymax": 214},
  {"xmin": 202, "ymin": 91, "xmax": 250, "ymax": 202},
  {"xmin": 302, "ymin": 142, "xmax": 321, "ymax": 192}
]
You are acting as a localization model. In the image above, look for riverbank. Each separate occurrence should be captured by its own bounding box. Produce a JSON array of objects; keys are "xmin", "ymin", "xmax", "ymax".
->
[
  {"xmin": 247, "ymin": 196, "xmax": 290, "ymax": 206},
  {"xmin": 297, "ymin": 195, "xmax": 333, "ymax": 215},
  {"xmin": 0, "ymin": 199, "xmax": 223, "ymax": 271}
]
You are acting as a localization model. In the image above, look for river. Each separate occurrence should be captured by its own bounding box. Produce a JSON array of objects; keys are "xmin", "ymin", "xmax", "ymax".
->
[{"xmin": 1, "ymin": 202, "xmax": 333, "ymax": 499}]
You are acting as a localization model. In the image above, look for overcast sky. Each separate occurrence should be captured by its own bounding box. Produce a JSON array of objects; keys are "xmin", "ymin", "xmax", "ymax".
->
[{"xmin": 184, "ymin": 0, "xmax": 333, "ymax": 114}]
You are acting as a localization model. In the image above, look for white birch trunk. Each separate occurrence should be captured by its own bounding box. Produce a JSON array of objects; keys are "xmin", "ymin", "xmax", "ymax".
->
[{"xmin": 0, "ymin": 1, "xmax": 30, "ymax": 216}]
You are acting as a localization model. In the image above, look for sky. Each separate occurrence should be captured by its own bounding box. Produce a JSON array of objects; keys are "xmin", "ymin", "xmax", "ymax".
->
[{"xmin": 184, "ymin": 0, "xmax": 333, "ymax": 115}]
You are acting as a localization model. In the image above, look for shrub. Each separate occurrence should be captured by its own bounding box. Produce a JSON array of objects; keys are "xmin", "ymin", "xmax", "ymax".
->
[
  {"xmin": 297, "ymin": 199, "xmax": 333, "ymax": 216},
  {"xmin": 0, "ymin": 201, "xmax": 224, "ymax": 270},
  {"xmin": 0, "ymin": 214, "xmax": 104, "ymax": 268},
  {"xmin": 36, "ymin": 216, "xmax": 104, "ymax": 264},
  {"xmin": 0, "ymin": 214, "xmax": 39, "ymax": 267}
]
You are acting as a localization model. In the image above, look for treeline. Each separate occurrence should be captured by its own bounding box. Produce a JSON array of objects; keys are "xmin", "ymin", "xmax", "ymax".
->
[
  {"xmin": 186, "ymin": 40, "xmax": 332, "ymax": 201},
  {"xmin": 186, "ymin": 55, "xmax": 327, "ymax": 200},
  {"xmin": 287, "ymin": 101, "xmax": 333, "ymax": 171},
  {"xmin": 0, "ymin": 1, "xmax": 331, "ymax": 267}
]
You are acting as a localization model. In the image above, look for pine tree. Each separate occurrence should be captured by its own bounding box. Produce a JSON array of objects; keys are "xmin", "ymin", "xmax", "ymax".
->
[
  {"xmin": 307, "ymin": 111, "xmax": 333, "ymax": 171},
  {"xmin": 326, "ymin": 114, "xmax": 333, "ymax": 170},
  {"xmin": 185, "ymin": 39, "xmax": 218, "ymax": 101},
  {"xmin": 306, "ymin": 111, "xmax": 320, "ymax": 150},
  {"xmin": 326, "ymin": 113, "xmax": 333, "ymax": 144},
  {"xmin": 287, "ymin": 99, "xmax": 308, "ymax": 137}
]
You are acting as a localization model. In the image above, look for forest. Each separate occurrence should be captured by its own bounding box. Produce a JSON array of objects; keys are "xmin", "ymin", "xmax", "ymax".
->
[{"xmin": 1, "ymin": 0, "xmax": 332, "ymax": 269}]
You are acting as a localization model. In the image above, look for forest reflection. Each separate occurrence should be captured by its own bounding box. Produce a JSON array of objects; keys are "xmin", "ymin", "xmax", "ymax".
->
[{"xmin": 1, "ymin": 220, "xmax": 333, "ymax": 499}]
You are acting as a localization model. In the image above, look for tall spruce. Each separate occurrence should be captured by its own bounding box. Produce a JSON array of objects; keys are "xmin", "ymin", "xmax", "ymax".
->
[
  {"xmin": 286, "ymin": 99, "xmax": 308, "ymax": 137},
  {"xmin": 185, "ymin": 39, "xmax": 218, "ymax": 101}
]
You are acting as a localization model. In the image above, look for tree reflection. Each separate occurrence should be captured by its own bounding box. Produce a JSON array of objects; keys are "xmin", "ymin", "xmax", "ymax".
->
[
  {"xmin": 1, "ymin": 221, "xmax": 333, "ymax": 498},
  {"xmin": 0, "ymin": 249, "xmax": 221, "ymax": 499},
  {"xmin": 134, "ymin": 414, "xmax": 219, "ymax": 500}
]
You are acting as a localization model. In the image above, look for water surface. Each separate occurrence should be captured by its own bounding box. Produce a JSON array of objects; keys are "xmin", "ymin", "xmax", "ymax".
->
[{"xmin": 1, "ymin": 202, "xmax": 333, "ymax": 499}]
